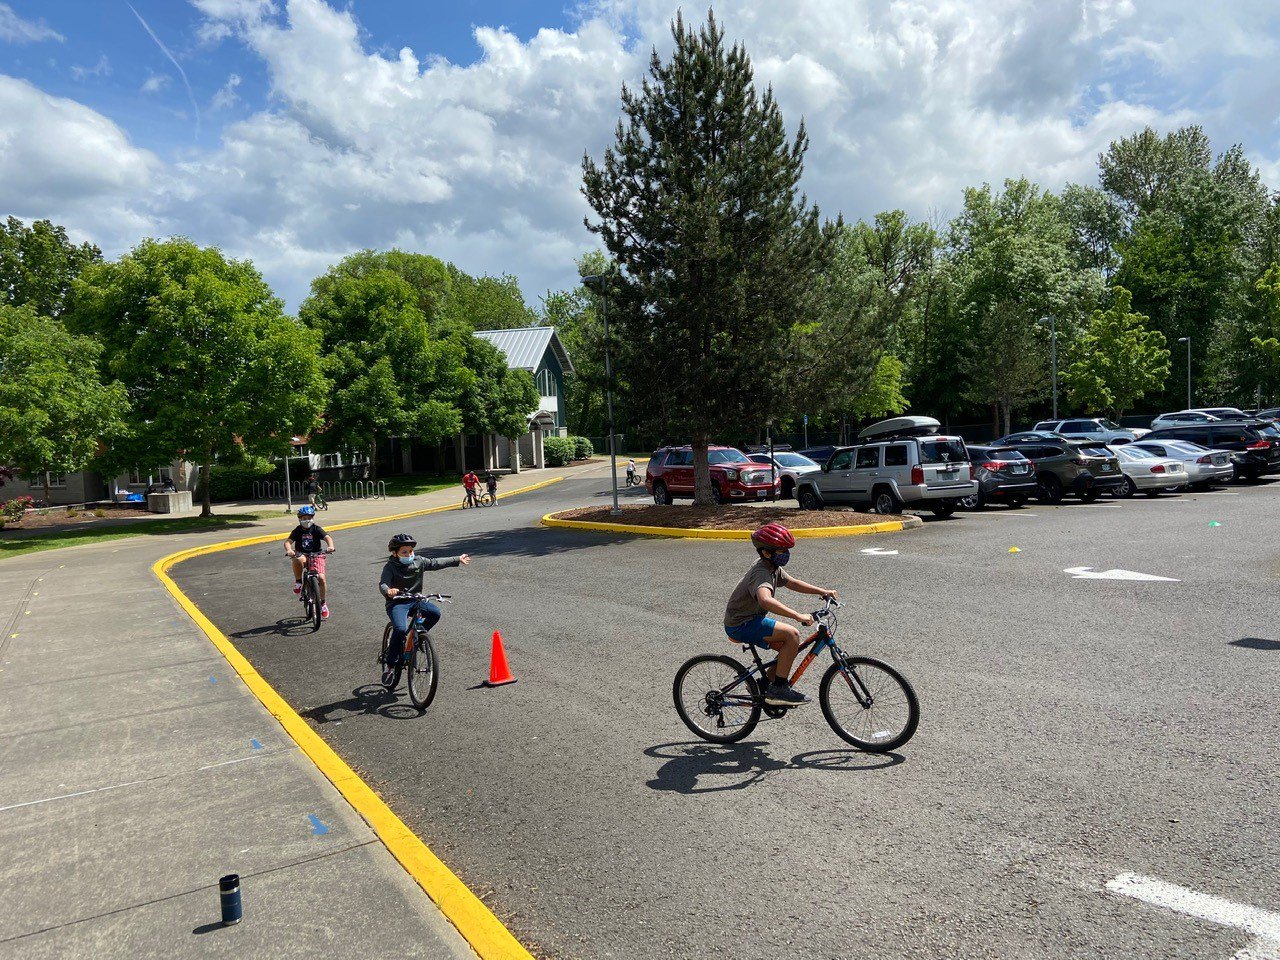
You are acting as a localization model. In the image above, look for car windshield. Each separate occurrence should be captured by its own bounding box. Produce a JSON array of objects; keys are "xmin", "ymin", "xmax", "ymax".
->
[
  {"xmin": 918, "ymin": 439, "xmax": 968, "ymax": 464},
  {"xmin": 1115, "ymin": 445, "xmax": 1156, "ymax": 461},
  {"xmin": 1098, "ymin": 419, "xmax": 1121, "ymax": 429},
  {"xmin": 985, "ymin": 449, "xmax": 1028, "ymax": 461},
  {"xmin": 1078, "ymin": 445, "xmax": 1112, "ymax": 457},
  {"xmin": 1255, "ymin": 423, "xmax": 1280, "ymax": 438},
  {"xmin": 708, "ymin": 449, "xmax": 750, "ymax": 464},
  {"xmin": 1163, "ymin": 440, "xmax": 1207, "ymax": 453},
  {"xmin": 774, "ymin": 453, "xmax": 817, "ymax": 468}
]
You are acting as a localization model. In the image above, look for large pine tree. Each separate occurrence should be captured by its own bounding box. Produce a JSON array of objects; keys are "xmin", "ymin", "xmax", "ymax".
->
[{"xmin": 582, "ymin": 11, "xmax": 829, "ymax": 504}]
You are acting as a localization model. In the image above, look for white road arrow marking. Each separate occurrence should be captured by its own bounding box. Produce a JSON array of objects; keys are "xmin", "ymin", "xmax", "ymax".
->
[
  {"xmin": 1107, "ymin": 873, "xmax": 1280, "ymax": 959},
  {"xmin": 1063, "ymin": 566, "xmax": 1180, "ymax": 582},
  {"xmin": 860, "ymin": 548, "xmax": 898, "ymax": 556}
]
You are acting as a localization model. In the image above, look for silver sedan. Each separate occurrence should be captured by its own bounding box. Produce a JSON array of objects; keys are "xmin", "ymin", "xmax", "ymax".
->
[
  {"xmin": 1127, "ymin": 439, "xmax": 1235, "ymax": 487},
  {"xmin": 1110, "ymin": 444, "xmax": 1189, "ymax": 497}
]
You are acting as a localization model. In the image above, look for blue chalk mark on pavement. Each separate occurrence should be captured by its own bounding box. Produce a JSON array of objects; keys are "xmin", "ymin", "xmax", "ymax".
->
[
  {"xmin": 307, "ymin": 814, "xmax": 330, "ymax": 836},
  {"xmin": 209, "ymin": 676, "xmax": 217, "ymax": 684},
  {"xmin": 250, "ymin": 739, "xmax": 263, "ymax": 750}
]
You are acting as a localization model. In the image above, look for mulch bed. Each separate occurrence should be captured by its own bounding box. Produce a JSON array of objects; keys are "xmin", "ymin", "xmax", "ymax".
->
[
  {"xmin": 549, "ymin": 504, "xmax": 893, "ymax": 530},
  {"xmin": 1, "ymin": 505, "xmax": 151, "ymax": 532}
]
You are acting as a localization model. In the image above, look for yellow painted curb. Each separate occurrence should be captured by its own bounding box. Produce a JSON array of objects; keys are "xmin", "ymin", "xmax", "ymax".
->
[
  {"xmin": 150, "ymin": 480, "xmax": 563, "ymax": 960},
  {"xmin": 540, "ymin": 512, "xmax": 913, "ymax": 539}
]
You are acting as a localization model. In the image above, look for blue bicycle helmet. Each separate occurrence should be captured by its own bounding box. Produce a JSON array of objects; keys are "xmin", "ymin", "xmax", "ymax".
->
[{"xmin": 297, "ymin": 505, "xmax": 316, "ymax": 518}]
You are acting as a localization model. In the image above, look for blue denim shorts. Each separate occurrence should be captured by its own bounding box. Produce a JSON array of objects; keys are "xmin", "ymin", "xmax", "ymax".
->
[{"xmin": 724, "ymin": 615, "xmax": 778, "ymax": 648}]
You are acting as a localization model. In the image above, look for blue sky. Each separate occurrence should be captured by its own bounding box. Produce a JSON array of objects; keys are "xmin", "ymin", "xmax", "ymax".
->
[{"xmin": 2, "ymin": 1, "xmax": 1278, "ymax": 311}]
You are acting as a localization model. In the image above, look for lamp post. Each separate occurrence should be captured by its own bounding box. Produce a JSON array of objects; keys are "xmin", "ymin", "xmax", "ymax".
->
[
  {"xmin": 1178, "ymin": 336, "xmax": 1191, "ymax": 408},
  {"xmin": 581, "ymin": 272, "xmax": 621, "ymax": 515},
  {"xmin": 1038, "ymin": 315, "xmax": 1058, "ymax": 420}
]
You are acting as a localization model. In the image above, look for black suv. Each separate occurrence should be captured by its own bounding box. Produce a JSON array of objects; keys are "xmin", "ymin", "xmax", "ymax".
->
[
  {"xmin": 1142, "ymin": 419, "xmax": 1280, "ymax": 480},
  {"xmin": 998, "ymin": 439, "xmax": 1125, "ymax": 502},
  {"xmin": 960, "ymin": 445, "xmax": 1039, "ymax": 509}
]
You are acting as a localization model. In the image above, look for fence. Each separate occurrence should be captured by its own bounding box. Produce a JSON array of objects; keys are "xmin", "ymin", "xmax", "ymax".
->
[{"xmin": 251, "ymin": 479, "xmax": 386, "ymax": 502}]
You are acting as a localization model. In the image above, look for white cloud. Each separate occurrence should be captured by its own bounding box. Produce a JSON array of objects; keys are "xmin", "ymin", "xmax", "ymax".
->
[
  {"xmin": 71, "ymin": 53, "xmax": 111, "ymax": 81},
  {"xmin": 141, "ymin": 71, "xmax": 171, "ymax": 93},
  {"xmin": 6, "ymin": 0, "xmax": 1280, "ymax": 312},
  {"xmin": 0, "ymin": 3, "xmax": 63, "ymax": 43},
  {"xmin": 212, "ymin": 72, "xmax": 241, "ymax": 109}
]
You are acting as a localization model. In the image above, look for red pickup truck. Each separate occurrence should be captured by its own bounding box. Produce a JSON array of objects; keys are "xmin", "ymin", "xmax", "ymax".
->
[{"xmin": 644, "ymin": 445, "xmax": 780, "ymax": 504}]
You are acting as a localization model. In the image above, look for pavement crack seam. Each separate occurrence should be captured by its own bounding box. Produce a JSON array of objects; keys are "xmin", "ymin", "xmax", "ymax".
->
[
  {"xmin": 0, "ymin": 839, "xmax": 380, "ymax": 945},
  {"xmin": 0, "ymin": 569, "xmax": 44, "ymax": 661},
  {"xmin": 0, "ymin": 695, "xmax": 247, "ymax": 741}
]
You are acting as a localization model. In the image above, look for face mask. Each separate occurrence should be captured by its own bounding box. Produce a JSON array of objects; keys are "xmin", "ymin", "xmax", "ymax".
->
[
  {"xmin": 772, "ymin": 549, "xmax": 791, "ymax": 567},
  {"xmin": 398, "ymin": 555, "xmax": 415, "ymax": 566},
  {"xmin": 299, "ymin": 519, "xmax": 312, "ymax": 528}
]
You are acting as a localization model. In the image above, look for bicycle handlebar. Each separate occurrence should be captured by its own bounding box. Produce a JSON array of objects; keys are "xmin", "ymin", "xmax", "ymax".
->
[
  {"xmin": 812, "ymin": 595, "xmax": 842, "ymax": 618},
  {"xmin": 285, "ymin": 548, "xmax": 334, "ymax": 558},
  {"xmin": 388, "ymin": 592, "xmax": 453, "ymax": 604}
]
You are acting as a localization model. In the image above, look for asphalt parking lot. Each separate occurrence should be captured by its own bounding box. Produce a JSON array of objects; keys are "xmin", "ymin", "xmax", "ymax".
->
[{"xmin": 173, "ymin": 474, "xmax": 1280, "ymax": 959}]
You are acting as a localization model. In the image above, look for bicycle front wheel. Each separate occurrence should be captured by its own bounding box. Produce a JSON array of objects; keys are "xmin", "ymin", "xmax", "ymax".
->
[
  {"xmin": 673, "ymin": 655, "xmax": 761, "ymax": 743},
  {"xmin": 407, "ymin": 633, "xmax": 439, "ymax": 711},
  {"xmin": 300, "ymin": 577, "xmax": 315, "ymax": 623},
  {"xmin": 819, "ymin": 656, "xmax": 919, "ymax": 752},
  {"xmin": 307, "ymin": 578, "xmax": 322, "ymax": 631}
]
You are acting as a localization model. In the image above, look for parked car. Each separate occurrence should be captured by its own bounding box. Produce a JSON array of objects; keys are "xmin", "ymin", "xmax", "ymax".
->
[
  {"xmin": 1126, "ymin": 439, "xmax": 1235, "ymax": 488},
  {"xmin": 958, "ymin": 446, "xmax": 1039, "ymax": 509},
  {"xmin": 998, "ymin": 438, "xmax": 1125, "ymax": 502},
  {"xmin": 1110, "ymin": 444, "xmax": 1189, "ymax": 497},
  {"xmin": 1149, "ymin": 410, "xmax": 1222, "ymax": 429},
  {"xmin": 746, "ymin": 451, "xmax": 822, "ymax": 500},
  {"xmin": 994, "ymin": 430, "xmax": 1071, "ymax": 445},
  {"xmin": 797, "ymin": 444, "xmax": 838, "ymax": 465},
  {"xmin": 1031, "ymin": 418, "xmax": 1148, "ymax": 443},
  {"xmin": 1141, "ymin": 419, "xmax": 1280, "ymax": 481},
  {"xmin": 645, "ymin": 445, "xmax": 781, "ymax": 504},
  {"xmin": 795, "ymin": 416, "xmax": 977, "ymax": 517},
  {"xmin": 1186, "ymin": 406, "xmax": 1250, "ymax": 420}
]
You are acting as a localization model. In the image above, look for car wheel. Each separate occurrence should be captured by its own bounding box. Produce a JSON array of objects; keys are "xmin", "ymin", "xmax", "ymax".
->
[
  {"xmin": 1122, "ymin": 477, "xmax": 1137, "ymax": 498},
  {"xmin": 957, "ymin": 492, "xmax": 982, "ymax": 510},
  {"xmin": 1037, "ymin": 474, "xmax": 1064, "ymax": 503},
  {"xmin": 873, "ymin": 486, "xmax": 903, "ymax": 515},
  {"xmin": 711, "ymin": 485, "xmax": 724, "ymax": 505},
  {"xmin": 1143, "ymin": 489, "xmax": 1160, "ymax": 498},
  {"xmin": 652, "ymin": 481, "xmax": 669, "ymax": 505},
  {"xmin": 797, "ymin": 487, "xmax": 822, "ymax": 511}
]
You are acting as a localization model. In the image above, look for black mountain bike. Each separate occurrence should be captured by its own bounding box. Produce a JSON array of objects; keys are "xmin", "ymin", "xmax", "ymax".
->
[
  {"xmin": 380, "ymin": 593, "xmax": 451, "ymax": 710},
  {"xmin": 289, "ymin": 551, "xmax": 330, "ymax": 631},
  {"xmin": 673, "ymin": 597, "xmax": 919, "ymax": 751}
]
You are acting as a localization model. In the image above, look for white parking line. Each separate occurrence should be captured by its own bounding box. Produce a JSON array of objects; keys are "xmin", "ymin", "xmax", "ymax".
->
[
  {"xmin": 964, "ymin": 512, "xmax": 1038, "ymax": 518},
  {"xmin": 1106, "ymin": 873, "xmax": 1280, "ymax": 958}
]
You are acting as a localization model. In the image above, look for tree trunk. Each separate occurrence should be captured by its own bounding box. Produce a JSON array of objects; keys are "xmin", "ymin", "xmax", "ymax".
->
[
  {"xmin": 1003, "ymin": 405, "xmax": 1012, "ymax": 438},
  {"xmin": 692, "ymin": 434, "xmax": 714, "ymax": 506},
  {"xmin": 990, "ymin": 404, "xmax": 1000, "ymax": 440},
  {"xmin": 200, "ymin": 452, "xmax": 213, "ymax": 517},
  {"xmin": 368, "ymin": 438, "xmax": 379, "ymax": 481},
  {"xmin": 42, "ymin": 471, "xmax": 51, "ymax": 507}
]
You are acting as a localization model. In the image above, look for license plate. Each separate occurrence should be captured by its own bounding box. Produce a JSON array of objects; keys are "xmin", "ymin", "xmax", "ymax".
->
[
  {"xmin": 1214, "ymin": 456, "xmax": 1226, "ymax": 465},
  {"xmin": 1010, "ymin": 465, "xmax": 1027, "ymax": 474},
  {"xmin": 1100, "ymin": 464, "xmax": 1112, "ymax": 472},
  {"xmin": 756, "ymin": 490, "xmax": 767, "ymax": 498}
]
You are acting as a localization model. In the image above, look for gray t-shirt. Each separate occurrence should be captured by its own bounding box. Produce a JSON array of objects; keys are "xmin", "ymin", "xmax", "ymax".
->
[{"xmin": 724, "ymin": 559, "xmax": 789, "ymax": 627}]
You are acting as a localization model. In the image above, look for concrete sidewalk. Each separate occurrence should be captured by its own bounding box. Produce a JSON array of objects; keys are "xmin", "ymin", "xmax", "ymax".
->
[{"xmin": 0, "ymin": 470, "xmax": 593, "ymax": 958}]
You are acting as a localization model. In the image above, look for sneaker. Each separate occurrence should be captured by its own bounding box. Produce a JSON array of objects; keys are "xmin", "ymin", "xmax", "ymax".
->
[
  {"xmin": 764, "ymin": 681, "xmax": 810, "ymax": 707},
  {"xmin": 320, "ymin": 604, "xmax": 330, "ymax": 620},
  {"xmin": 292, "ymin": 581, "xmax": 302, "ymax": 596}
]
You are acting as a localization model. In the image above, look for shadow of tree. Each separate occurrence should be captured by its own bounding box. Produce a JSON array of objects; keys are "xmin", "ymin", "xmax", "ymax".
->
[{"xmin": 429, "ymin": 525, "xmax": 651, "ymax": 560}]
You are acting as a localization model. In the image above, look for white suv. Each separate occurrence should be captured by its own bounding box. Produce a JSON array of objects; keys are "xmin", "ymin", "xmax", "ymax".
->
[
  {"xmin": 795, "ymin": 416, "xmax": 977, "ymax": 517},
  {"xmin": 1032, "ymin": 418, "xmax": 1147, "ymax": 443}
]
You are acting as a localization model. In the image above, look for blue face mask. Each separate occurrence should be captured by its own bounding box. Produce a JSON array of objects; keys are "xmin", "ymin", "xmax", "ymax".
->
[
  {"xmin": 771, "ymin": 549, "xmax": 791, "ymax": 567},
  {"xmin": 398, "ymin": 555, "xmax": 415, "ymax": 566}
]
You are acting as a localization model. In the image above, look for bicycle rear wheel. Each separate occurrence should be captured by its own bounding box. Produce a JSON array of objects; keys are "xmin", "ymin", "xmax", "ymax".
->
[
  {"xmin": 380, "ymin": 623, "xmax": 403, "ymax": 691},
  {"xmin": 407, "ymin": 632, "xmax": 439, "ymax": 711},
  {"xmin": 673, "ymin": 654, "xmax": 761, "ymax": 743},
  {"xmin": 819, "ymin": 656, "xmax": 919, "ymax": 752},
  {"xmin": 479, "ymin": 492, "xmax": 494, "ymax": 506},
  {"xmin": 307, "ymin": 577, "xmax": 322, "ymax": 631}
]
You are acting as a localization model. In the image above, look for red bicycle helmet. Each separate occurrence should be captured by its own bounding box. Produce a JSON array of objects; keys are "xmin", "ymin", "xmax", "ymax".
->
[{"xmin": 751, "ymin": 522, "xmax": 795, "ymax": 550}]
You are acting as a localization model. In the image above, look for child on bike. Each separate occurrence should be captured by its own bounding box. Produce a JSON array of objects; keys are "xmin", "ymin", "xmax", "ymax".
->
[
  {"xmin": 626, "ymin": 458, "xmax": 637, "ymax": 484},
  {"xmin": 379, "ymin": 532, "xmax": 471, "ymax": 686},
  {"xmin": 485, "ymin": 471, "xmax": 498, "ymax": 502},
  {"xmin": 285, "ymin": 505, "xmax": 335, "ymax": 620},
  {"xmin": 724, "ymin": 523, "xmax": 836, "ymax": 706},
  {"xmin": 462, "ymin": 469, "xmax": 479, "ymax": 507},
  {"xmin": 304, "ymin": 474, "xmax": 321, "ymax": 507}
]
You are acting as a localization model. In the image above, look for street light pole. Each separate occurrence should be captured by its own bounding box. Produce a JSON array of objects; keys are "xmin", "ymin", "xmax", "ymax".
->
[
  {"xmin": 1039, "ymin": 316, "xmax": 1058, "ymax": 420},
  {"xmin": 582, "ymin": 273, "xmax": 622, "ymax": 515},
  {"xmin": 1178, "ymin": 336, "xmax": 1191, "ymax": 408}
]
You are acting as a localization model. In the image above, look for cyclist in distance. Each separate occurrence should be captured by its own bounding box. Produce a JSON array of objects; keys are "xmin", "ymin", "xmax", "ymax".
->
[
  {"xmin": 462, "ymin": 469, "xmax": 480, "ymax": 507},
  {"xmin": 723, "ymin": 523, "xmax": 836, "ymax": 707},
  {"xmin": 285, "ymin": 505, "xmax": 335, "ymax": 620},
  {"xmin": 485, "ymin": 471, "xmax": 499, "ymax": 502},
  {"xmin": 380, "ymin": 533, "xmax": 471, "ymax": 686},
  {"xmin": 303, "ymin": 474, "xmax": 321, "ymax": 507},
  {"xmin": 626, "ymin": 458, "xmax": 637, "ymax": 484}
]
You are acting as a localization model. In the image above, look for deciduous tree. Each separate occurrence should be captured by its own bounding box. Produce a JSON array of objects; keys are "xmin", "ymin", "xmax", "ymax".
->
[{"xmin": 1062, "ymin": 287, "xmax": 1170, "ymax": 419}]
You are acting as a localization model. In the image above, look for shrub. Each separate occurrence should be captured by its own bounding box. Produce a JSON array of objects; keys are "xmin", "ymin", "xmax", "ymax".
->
[
  {"xmin": 94, "ymin": 508, "xmax": 107, "ymax": 518},
  {"xmin": 1, "ymin": 495, "xmax": 34, "ymax": 523},
  {"xmin": 543, "ymin": 436, "xmax": 575, "ymax": 467},
  {"xmin": 65, "ymin": 507, "xmax": 78, "ymax": 517},
  {"xmin": 571, "ymin": 436, "xmax": 594, "ymax": 460},
  {"xmin": 198, "ymin": 460, "xmax": 276, "ymax": 502}
]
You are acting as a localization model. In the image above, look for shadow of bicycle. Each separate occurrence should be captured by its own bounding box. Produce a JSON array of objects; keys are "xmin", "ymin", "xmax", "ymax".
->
[
  {"xmin": 644, "ymin": 741, "xmax": 904, "ymax": 794},
  {"xmin": 229, "ymin": 617, "xmax": 314, "ymax": 640},
  {"xmin": 298, "ymin": 683, "xmax": 426, "ymax": 723}
]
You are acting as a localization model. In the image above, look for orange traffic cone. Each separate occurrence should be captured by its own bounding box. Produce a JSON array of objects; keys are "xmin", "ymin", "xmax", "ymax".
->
[{"xmin": 483, "ymin": 630, "xmax": 517, "ymax": 687}]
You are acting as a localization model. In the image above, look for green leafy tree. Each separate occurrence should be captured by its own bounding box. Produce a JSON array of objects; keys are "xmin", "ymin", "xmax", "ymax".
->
[
  {"xmin": 0, "ymin": 216, "xmax": 102, "ymax": 317},
  {"xmin": 582, "ymin": 11, "xmax": 830, "ymax": 503},
  {"xmin": 1062, "ymin": 287, "xmax": 1170, "ymax": 419},
  {"xmin": 848, "ymin": 354, "xmax": 909, "ymax": 420},
  {"xmin": 1247, "ymin": 264, "xmax": 1280, "ymax": 401},
  {"xmin": 69, "ymin": 238, "xmax": 325, "ymax": 516},
  {"xmin": 300, "ymin": 252, "xmax": 462, "ymax": 477},
  {"xmin": 440, "ymin": 266, "xmax": 538, "ymax": 331},
  {"xmin": 0, "ymin": 305, "xmax": 129, "ymax": 504}
]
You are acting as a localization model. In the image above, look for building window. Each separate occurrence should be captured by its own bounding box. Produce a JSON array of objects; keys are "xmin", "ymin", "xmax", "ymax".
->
[
  {"xmin": 537, "ymin": 369, "xmax": 555, "ymax": 398},
  {"xmin": 129, "ymin": 466, "xmax": 172, "ymax": 485},
  {"xmin": 28, "ymin": 472, "xmax": 66, "ymax": 488},
  {"xmin": 320, "ymin": 453, "xmax": 340, "ymax": 468}
]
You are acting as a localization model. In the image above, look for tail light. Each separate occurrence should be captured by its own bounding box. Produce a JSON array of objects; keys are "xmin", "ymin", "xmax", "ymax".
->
[
  {"xmin": 981, "ymin": 461, "xmax": 1003, "ymax": 471},
  {"xmin": 1197, "ymin": 455, "xmax": 1211, "ymax": 464},
  {"xmin": 1071, "ymin": 457, "xmax": 1084, "ymax": 466},
  {"xmin": 969, "ymin": 463, "xmax": 975, "ymax": 480},
  {"xmin": 1246, "ymin": 439, "xmax": 1269, "ymax": 450},
  {"xmin": 911, "ymin": 464, "xmax": 924, "ymax": 485},
  {"xmin": 1150, "ymin": 464, "xmax": 1166, "ymax": 473}
]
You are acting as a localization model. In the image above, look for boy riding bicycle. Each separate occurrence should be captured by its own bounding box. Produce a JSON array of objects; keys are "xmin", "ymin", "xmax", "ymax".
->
[
  {"xmin": 724, "ymin": 523, "xmax": 837, "ymax": 706},
  {"xmin": 379, "ymin": 532, "xmax": 471, "ymax": 686},
  {"xmin": 285, "ymin": 505, "xmax": 335, "ymax": 620}
]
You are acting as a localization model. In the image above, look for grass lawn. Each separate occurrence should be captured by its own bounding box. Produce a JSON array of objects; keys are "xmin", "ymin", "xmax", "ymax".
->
[
  {"xmin": 0, "ymin": 511, "xmax": 279, "ymax": 559},
  {"xmin": 376, "ymin": 475, "xmax": 460, "ymax": 498}
]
